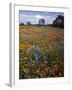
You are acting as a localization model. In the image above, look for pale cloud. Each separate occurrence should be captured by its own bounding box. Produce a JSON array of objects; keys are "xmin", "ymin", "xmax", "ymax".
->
[{"xmin": 35, "ymin": 15, "xmax": 44, "ymax": 19}]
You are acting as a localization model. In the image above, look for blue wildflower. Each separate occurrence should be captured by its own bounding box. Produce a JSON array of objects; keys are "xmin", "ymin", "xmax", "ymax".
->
[
  {"xmin": 28, "ymin": 59, "xmax": 32, "ymax": 66},
  {"xmin": 35, "ymin": 54, "xmax": 39, "ymax": 64}
]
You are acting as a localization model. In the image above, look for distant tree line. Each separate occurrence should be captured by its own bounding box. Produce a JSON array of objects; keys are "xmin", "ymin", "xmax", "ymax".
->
[{"xmin": 19, "ymin": 15, "xmax": 64, "ymax": 28}]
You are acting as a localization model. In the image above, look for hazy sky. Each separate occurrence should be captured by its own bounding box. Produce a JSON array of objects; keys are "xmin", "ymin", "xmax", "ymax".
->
[{"xmin": 19, "ymin": 10, "xmax": 64, "ymax": 25}]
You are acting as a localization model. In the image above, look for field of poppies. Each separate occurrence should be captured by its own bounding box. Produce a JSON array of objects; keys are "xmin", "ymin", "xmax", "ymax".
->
[{"xmin": 19, "ymin": 25, "xmax": 64, "ymax": 79}]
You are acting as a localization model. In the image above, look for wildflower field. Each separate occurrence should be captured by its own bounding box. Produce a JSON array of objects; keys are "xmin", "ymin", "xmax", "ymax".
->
[{"xmin": 19, "ymin": 25, "xmax": 64, "ymax": 79}]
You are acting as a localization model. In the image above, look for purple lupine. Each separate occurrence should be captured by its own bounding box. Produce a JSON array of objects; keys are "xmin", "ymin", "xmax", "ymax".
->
[
  {"xmin": 46, "ymin": 48, "xmax": 48, "ymax": 52},
  {"xmin": 28, "ymin": 59, "xmax": 32, "ymax": 66},
  {"xmin": 35, "ymin": 54, "xmax": 39, "ymax": 64},
  {"xmin": 24, "ymin": 69, "xmax": 28, "ymax": 78},
  {"xmin": 44, "ymin": 56, "xmax": 46, "ymax": 61},
  {"xmin": 36, "ymin": 45, "xmax": 42, "ymax": 53},
  {"xmin": 27, "ymin": 48, "xmax": 31, "ymax": 54},
  {"xmin": 44, "ymin": 56, "xmax": 48, "ymax": 63}
]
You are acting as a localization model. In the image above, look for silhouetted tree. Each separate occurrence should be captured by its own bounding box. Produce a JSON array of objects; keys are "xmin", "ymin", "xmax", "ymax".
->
[
  {"xmin": 27, "ymin": 22, "xmax": 31, "ymax": 25},
  {"xmin": 39, "ymin": 19, "xmax": 45, "ymax": 26},
  {"xmin": 52, "ymin": 15, "xmax": 64, "ymax": 28},
  {"xmin": 48, "ymin": 24, "xmax": 52, "ymax": 27},
  {"xmin": 20, "ymin": 23, "xmax": 24, "ymax": 26}
]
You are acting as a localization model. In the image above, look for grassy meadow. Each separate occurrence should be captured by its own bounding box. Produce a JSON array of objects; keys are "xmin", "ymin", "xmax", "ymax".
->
[{"xmin": 19, "ymin": 25, "xmax": 64, "ymax": 79}]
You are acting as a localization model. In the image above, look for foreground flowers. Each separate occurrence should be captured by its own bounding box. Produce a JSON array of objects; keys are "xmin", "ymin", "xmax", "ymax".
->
[{"xmin": 19, "ymin": 42, "xmax": 64, "ymax": 79}]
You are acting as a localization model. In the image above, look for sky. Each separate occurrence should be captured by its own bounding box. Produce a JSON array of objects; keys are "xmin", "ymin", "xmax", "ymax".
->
[{"xmin": 19, "ymin": 10, "xmax": 64, "ymax": 25}]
